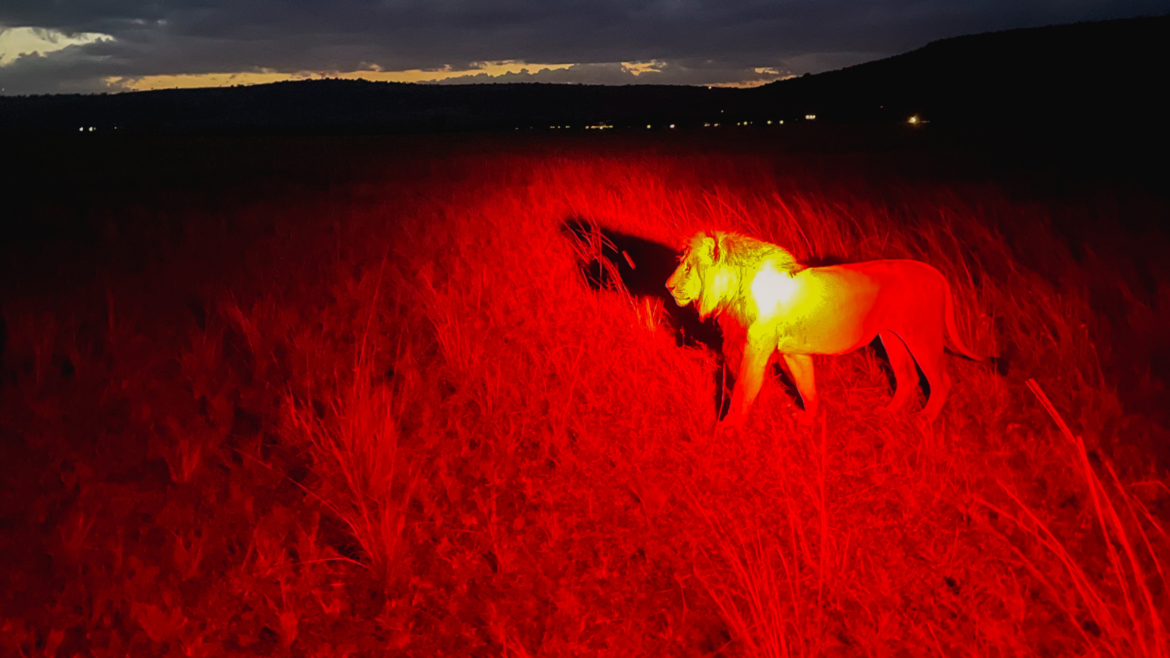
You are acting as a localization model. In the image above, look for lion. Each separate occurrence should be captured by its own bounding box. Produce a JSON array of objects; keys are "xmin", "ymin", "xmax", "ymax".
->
[{"xmin": 666, "ymin": 230, "xmax": 982, "ymax": 426}]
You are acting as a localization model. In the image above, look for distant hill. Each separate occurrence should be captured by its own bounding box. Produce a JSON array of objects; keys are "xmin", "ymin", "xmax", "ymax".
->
[
  {"xmin": 747, "ymin": 15, "xmax": 1170, "ymax": 126},
  {"xmin": 0, "ymin": 15, "xmax": 1166, "ymax": 135}
]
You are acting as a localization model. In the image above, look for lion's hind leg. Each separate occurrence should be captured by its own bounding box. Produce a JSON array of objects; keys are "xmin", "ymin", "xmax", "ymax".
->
[
  {"xmin": 920, "ymin": 367, "xmax": 951, "ymax": 422},
  {"xmin": 898, "ymin": 329, "xmax": 951, "ymax": 422},
  {"xmin": 880, "ymin": 331, "xmax": 920, "ymax": 413}
]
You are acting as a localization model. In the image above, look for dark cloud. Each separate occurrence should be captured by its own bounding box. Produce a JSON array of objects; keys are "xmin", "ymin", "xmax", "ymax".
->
[{"xmin": 2, "ymin": 0, "xmax": 1165, "ymax": 94}]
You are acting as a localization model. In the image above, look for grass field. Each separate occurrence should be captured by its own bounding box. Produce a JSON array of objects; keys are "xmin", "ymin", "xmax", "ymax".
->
[{"xmin": 2, "ymin": 131, "xmax": 1169, "ymax": 656}]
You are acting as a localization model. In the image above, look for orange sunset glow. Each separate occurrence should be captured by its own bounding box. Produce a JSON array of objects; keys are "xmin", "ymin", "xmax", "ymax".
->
[{"xmin": 108, "ymin": 61, "xmax": 578, "ymax": 91}]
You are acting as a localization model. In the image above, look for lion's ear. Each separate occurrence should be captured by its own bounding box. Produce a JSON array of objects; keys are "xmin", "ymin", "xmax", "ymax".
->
[{"xmin": 698, "ymin": 234, "xmax": 719, "ymax": 263}]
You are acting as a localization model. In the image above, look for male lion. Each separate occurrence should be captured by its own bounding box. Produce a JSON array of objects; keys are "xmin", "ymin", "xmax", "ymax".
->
[{"xmin": 666, "ymin": 230, "xmax": 981, "ymax": 426}]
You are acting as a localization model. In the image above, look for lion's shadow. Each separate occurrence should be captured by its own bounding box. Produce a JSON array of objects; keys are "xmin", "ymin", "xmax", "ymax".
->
[
  {"xmin": 562, "ymin": 218, "xmax": 722, "ymax": 347},
  {"xmin": 563, "ymin": 218, "xmax": 741, "ymax": 417}
]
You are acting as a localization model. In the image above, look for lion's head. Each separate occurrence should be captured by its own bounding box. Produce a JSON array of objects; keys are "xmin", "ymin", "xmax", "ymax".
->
[
  {"xmin": 667, "ymin": 231, "xmax": 804, "ymax": 322},
  {"xmin": 667, "ymin": 233, "xmax": 725, "ymax": 320}
]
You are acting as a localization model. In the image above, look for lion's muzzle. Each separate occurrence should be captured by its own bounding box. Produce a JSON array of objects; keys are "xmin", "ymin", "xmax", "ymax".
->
[{"xmin": 666, "ymin": 278, "xmax": 690, "ymax": 305}]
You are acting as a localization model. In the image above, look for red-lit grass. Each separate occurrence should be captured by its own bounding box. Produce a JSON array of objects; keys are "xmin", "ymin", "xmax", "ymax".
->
[
  {"xmin": 1, "ymin": 135, "xmax": 1169, "ymax": 656},
  {"xmin": 971, "ymin": 379, "xmax": 1169, "ymax": 658},
  {"xmin": 281, "ymin": 283, "xmax": 416, "ymax": 589}
]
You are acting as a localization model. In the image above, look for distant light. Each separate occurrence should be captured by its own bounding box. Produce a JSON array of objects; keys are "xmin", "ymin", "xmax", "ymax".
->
[
  {"xmin": 805, "ymin": 114, "xmax": 816, "ymax": 120},
  {"xmin": 89, "ymin": 126, "xmax": 95, "ymax": 131},
  {"xmin": 908, "ymin": 115, "xmax": 920, "ymax": 125},
  {"xmin": 669, "ymin": 124, "xmax": 675, "ymax": 129},
  {"xmin": 79, "ymin": 127, "xmax": 84, "ymax": 132},
  {"xmin": 704, "ymin": 123, "xmax": 711, "ymax": 127},
  {"xmin": 767, "ymin": 120, "xmax": 772, "ymax": 125},
  {"xmin": 778, "ymin": 120, "xmax": 784, "ymax": 125},
  {"xmin": 646, "ymin": 124, "xmax": 652, "ymax": 129},
  {"xmin": 714, "ymin": 123, "xmax": 720, "ymax": 127}
]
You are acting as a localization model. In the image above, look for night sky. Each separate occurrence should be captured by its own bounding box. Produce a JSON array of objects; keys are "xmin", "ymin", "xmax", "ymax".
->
[{"xmin": 0, "ymin": 0, "xmax": 1164, "ymax": 95}]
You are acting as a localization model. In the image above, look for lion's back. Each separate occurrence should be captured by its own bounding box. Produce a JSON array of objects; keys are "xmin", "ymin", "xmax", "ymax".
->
[
  {"xmin": 803, "ymin": 259, "xmax": 947, "ymax": 340},
  {"xmin": 822, "ymin": 260, "xmax": 946, "ymax": 303}
]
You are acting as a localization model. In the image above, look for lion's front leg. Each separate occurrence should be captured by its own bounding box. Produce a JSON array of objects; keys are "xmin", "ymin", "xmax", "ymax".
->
[
  {"xmin": 722, "ymin": 338, "xmax": 773, "ymax": 428},
  {"xmin": 782, "ymin": 353, "xmax": 817, "ymax": 425}
]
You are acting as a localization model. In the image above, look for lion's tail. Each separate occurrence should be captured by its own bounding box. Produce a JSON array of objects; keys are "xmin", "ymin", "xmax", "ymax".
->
[{"xmin": 944, "ymin": 279, "xmax": 983, "ymax": 361}]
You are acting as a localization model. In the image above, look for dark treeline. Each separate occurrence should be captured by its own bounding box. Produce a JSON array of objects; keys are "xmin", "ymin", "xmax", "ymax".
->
[{"xmin": 0, "ymin": 80, "xmax": 740, "ymax": 134}]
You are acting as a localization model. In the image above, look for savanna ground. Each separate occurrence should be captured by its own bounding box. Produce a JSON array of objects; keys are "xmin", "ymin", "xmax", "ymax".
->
[{"xmin": 2, "ymin": 129, "xmax": 1170, "ymax": 657}]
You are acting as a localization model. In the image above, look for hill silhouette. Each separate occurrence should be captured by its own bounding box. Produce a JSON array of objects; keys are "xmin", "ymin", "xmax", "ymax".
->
[
  {"xmin": 0, "ymin": 15, "xmax": 1166, "ymax": 135},
  {"xmin": 750, "ymin": 15, "xmax": 1169, "ymax": 126}
]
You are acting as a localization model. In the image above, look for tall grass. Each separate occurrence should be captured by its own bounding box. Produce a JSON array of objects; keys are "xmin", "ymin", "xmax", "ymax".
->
[
  {"xmin": 2, "ymin": 136, "xmax": 1168, "ymax": 656},
  {"xmin": 978, "ymin": 379, "xmax": 1169, "ymax": 658},
  {"xmin": 282, "ymin": 296, "xmax": 416, "ymax": 589}
]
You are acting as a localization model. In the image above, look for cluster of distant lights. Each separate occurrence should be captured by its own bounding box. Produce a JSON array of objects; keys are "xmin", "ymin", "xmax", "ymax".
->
[
  {"xmin": 545, "ymin": 117, "xmax": 812, "ymax": 131},
  {"xmin": 536, "ymin": 114, "xmax": 938, "ymax": 131}
]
